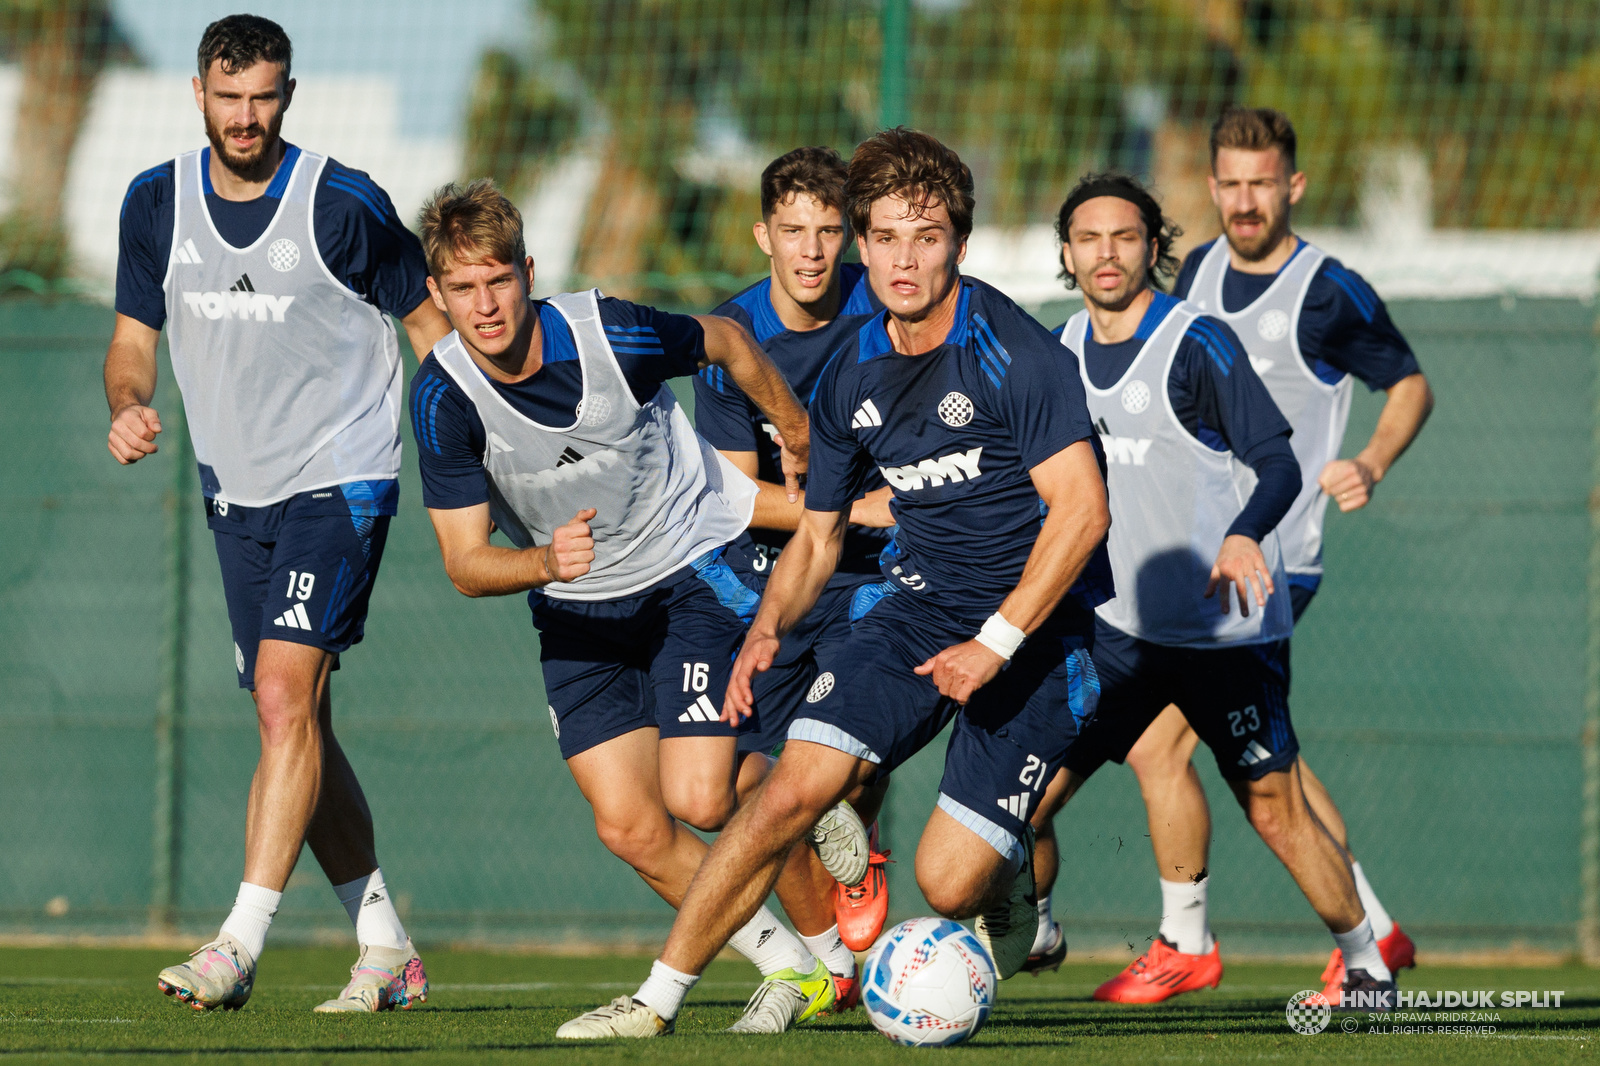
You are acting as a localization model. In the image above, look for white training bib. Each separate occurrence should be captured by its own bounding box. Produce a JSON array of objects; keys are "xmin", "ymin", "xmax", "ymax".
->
[
  {"xmin": 434, "ymin": 290, "xmax": 757, "ymax": 601},
  {"xmin": 1065, "ymin": 302, "xmax": 1292, "ymax": 647},
  {"xmin": 1187, "ymin": 239, "xmax": 1351, "ymax": 578},
  {"xmin": 162, "ymin": 147, "xmax": 402, "ymax": 507}
]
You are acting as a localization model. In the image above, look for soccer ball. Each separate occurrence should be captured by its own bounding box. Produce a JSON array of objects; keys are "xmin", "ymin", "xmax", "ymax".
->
[{"xmin": 862, "ymin": 917, "xmax": 996, "ymax": 1047}]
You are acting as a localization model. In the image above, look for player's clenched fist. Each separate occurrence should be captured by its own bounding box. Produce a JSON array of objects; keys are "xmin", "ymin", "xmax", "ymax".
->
[
  {"xmin": 539, "ymin": 507, "xmax": 597, "ymax": 584},
  {"xmin": 915, "ymin": 639, "xmax": 1005, "ymax": 705},
  {"xmin": 1318, "ymin": 457, "xmax": 1376, "ymax": 512},
  {"xmin": 108, "ymin": 404, "xmax": 162, "ymax": 464},
  {"xmin": 1205, "ymin": 533, "xmax": 1274, "ymax": 616}
]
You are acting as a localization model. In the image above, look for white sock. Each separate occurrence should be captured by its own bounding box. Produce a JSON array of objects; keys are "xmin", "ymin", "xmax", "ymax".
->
[
  {"xmin": 219, "ymin": 882, "xmax": 280, "ymax": 963},
  {"xmin": 1332, "ymin": 917, "xmax": 1391, "ymax": 982},
  {"xmin": 332, "ymin": 868, "xmax": 409, "ymax": 950},
  {"xmin": 725, "ymin": 905, "xmax": 814, "ymax": 977},
  {"xmin": 798, "ymin": 925, "xmax": 857, "ymax": 978},
  {"xmin": 634, "ymin": 958, "xmax": 699, "ymax": 1021},
  {"xmin": 1350, "ymin": 862, "xmax": 1395, "ymax": 940},
  {"xmin": 1158, "ymin": 876, "xmax": 1214, "ymax": 955},
  {"xmin": 1031, "ymin": 892, "xmax": 1060, "ymax": 954}
]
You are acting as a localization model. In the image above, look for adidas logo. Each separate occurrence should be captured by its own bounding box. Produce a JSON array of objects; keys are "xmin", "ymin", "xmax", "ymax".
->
[
  {"xmin": 273, "ymin": 602, "xmax": 314, "ymax": 630},
  {"xmin": 678, "ymin": 694, "xmax": 718, "ymax": 723},
  {"xmin": 229, "ymin": 273, "xmax": 256, "ymax": 293},
  {"xmin": 363, "ymin": 891, "xmax": 384, "ymax": 906},
  {"xmin": 851, "ymin": 399, "xmax": 884, "ymax": 430},
  {"xmin": 173, "ymin": 237, "xmax": 203, "ymax": 264},
  {"xmin": 1237, "ymin": 739, "xmax": 1274, "ymax": 768},
  {"xmin": 755, "ymin": 928, "xmax": 774, "ymax": 949},
  {"xmin": 998, "ymin": 793, "xmax": 1032, "ymax": 820},
  {"xmin": 556, "ymin": 446, "xmax": 585, "ymax": 467}
]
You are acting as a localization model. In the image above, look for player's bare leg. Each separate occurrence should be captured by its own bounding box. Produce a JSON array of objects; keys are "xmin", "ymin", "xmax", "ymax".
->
[
  {"xmin": 1023, "ymin": 767, "xmax": 1083, "ymax": 975},
  {"xmin": 1298, "ymin": 757, "xmax": 1350, "ymax": 852},
  {"xmin": 661, "ymin": 741, "xmax": 870, "ymax": 976},
  {"xmin": 915, "ymin": 808, "xmax": 1017, "ymax": 918},
  {"xmin": 1229, "ymin": 761, "xmax": 1361, "ymax": 928},
  {"xmin": 735, "ymin": 752, "xmax": 837, "ymax": 938},
  {"xmin": 1127, "ymin": 706, "xmax": 1210, "ymax": 885},
  {"xmin": 243, "ymin": 640, "xmax": 334, "ymax": 889},
  {"xmin": 569, "ymin": 729, "xmax": 717, "ymax": 904},
  {"xmin": 304, "ymin": 682, "xmax": 377, "ymax": 883}
]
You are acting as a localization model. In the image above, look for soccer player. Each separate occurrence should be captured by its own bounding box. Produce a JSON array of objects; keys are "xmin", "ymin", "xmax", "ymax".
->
[
  {"xmin": 1028, "ymin": 172, "xmax": 1397, "ymax": 1002},
  {"xmin": 104, "ymin": 15, "xmax": 451, "ymax": 1012},
  {"xmin": 558, "ymin": 127, "xmax": 1114, "ymax": 1040},
  {"xmin": 1034, "ymin": 108, "xmax": 1433, "ymax": 1000},
  {"xmin": 411, "ymin": 179, "xmax": 850, "ymax": 1034},
  {"xmin": 693, "ymin": 145, "xmax": 895, "ymax": 967}
]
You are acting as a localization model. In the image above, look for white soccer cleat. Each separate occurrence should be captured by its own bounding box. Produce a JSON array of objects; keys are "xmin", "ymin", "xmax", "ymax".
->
[
  {"xmin": 556, "ymin": 996, "xmax": 672, "ymax": 1039},
  {"xmin": 725, "ymin": 959, "xmax": 836, "ymax": 1034},
  {"xmin": 974, "ymin": 825, "xmax": 1037, "ymax": 980},
  {"xmin": 156, "ymin": 932, "xmax": 255, "ymax": 1011},
  {"xmin": 313, "ymin": 939, "xmax": 429, "ymax": 1012},
  {"xmin": 808, "ymin": 801, "xmax": 870, "ymax": 887}
]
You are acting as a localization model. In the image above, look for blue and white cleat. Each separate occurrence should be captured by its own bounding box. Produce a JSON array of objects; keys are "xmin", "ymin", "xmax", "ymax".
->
[
  {"xmin": 314, "ymin": 939, "xmax": 429, "ymax": 1012},
  {"xmin": 156, "ymin": 932, "xmax": 255, "ymax": 1011}
]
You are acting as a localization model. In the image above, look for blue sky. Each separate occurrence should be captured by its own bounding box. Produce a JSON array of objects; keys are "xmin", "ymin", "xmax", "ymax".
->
[{"xmin": 111, "ymin": 0, "xmax": 533, "ymax": 136}]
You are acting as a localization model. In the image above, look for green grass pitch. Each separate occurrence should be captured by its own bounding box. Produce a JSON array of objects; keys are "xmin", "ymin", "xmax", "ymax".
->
[{"xmin": 1, "ymin": 946, "xmax": 1595, "ymax": 1063}]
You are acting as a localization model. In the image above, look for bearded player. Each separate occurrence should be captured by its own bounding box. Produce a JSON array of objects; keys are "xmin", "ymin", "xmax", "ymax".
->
[
  {"xmin": 693, "ymin": 146, "xmax": 895, "ymax": 972},
  {"xmin": 1028, "ymin": 110, "xmax": 1433, "ymax": 1002},
  {"xmin": 105, "ymin": 15, "xmax": 450, "ymax": 1012},
  {"xmin": 1032, "ymin": 172, "xmax": 1396, "ymax": 1003}
]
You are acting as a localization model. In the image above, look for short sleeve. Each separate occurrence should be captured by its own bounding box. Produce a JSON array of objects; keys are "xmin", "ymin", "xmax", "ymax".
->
[
  {"xmin": 114, "ymin": 163, "xmax": 175, "ymax": 330},
  {"xmin": 693, "ymin": 366, "xmax": 762, "ymax": 452},
  {"xmin": 314, "ymin": 161, "xmax": 431, "ymax": 319},
  {"xmin": 598, "ymin": 297, "xmax": 708, "ymax": 401},
  {"xmin": 1177, "ymin": 317, "xmax": 1293, "ymax": 457},
  {"xmin": 804, "ymin": 359, "xmax": 874, "ymax": 513},
  {"xmin": 990, "ymin": 316, "xmax": 1096, "ymax": 470},
  {"xmin": 409, "ymin": 360, "xmax": 490, "ymax": 510},
  {"xmin": 1302, "ymin": 261, "xmax": 1421, "ymax": 391}
]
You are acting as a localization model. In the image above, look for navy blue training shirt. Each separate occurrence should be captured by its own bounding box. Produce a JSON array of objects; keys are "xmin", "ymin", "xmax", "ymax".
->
[
  {"xmin": 411, "ymin": 297, "xmax": 707, "ymax": 510},
  {"xmin": 695, "ymin": 262, "xmax": 890, "ymax": 576},
  {"xmin": 1060, "ymin": 292, "xmax": 1299, "ymax": 543},
  {"xmin": 809, "ymin": 275, "xmax": 1113, "ymax": 626},
  {"xmin": 116, "ymin": 144, "xmax": 430, "ymax": 330},
  {"xmin": 1173, "ymin": 239, "xmax": 1421, "ymax": 390}
]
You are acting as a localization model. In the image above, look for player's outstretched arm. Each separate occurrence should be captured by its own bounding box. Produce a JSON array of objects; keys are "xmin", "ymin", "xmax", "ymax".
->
[
  {"xmin": 427, "ymin": 503, "xmax": 595, "ymax": 597},
  {"xmin": 724, "ymin": 505, "xmax": 849, "ymax": 723},
  {"xmin": 104, "ymin": 313, "xmax": 163, "ymax": 465},
  {"xmin": 1319, "ymin": 372, "xmax": 1434, "ymax": 512},
  {"xmin": 399, "ymin": 296, "xmax": 453, "ymax": 363},
  {"xmin": 916, "ymin": 440, "xmax": 1110, "ymax": 704},
  {"xmin": 695, "ymin": 314, "xmax": 810, "ymax": 500}
]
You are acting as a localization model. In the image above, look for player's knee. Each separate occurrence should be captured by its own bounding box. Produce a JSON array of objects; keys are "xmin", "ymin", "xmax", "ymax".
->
[
  {"xmin": 594, "ymin": 811, "xmax": 675, "ymax": 867},
  {"xmin": 916, "ymin": 862, "xmax": 990, "ymax": 919},
  {"xmin": 251, "ymin": 673, "xmax": 317, "ymax": 742},
  {"xmin": 1127, "ymin": 739, "xmax": 1192, "ymax": 782},
  {"xmin": 665, "ymin": 784, "xmax": 737, "ymax": 833},
  {"xmin": 1240, "ymin": 785, "xmax": 1301, "ymax": 847}
]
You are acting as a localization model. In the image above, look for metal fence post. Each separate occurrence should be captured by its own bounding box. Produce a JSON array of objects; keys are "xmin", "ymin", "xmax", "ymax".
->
[
  {"xmin": 880, "ymin": 0, "xmax": 908, "ymax": 129},
  {"xmin": 150, "ymin": 406, "xmax": 191, "ymax": 934},
  {"xmin": 1584, "ymin": 313, "xmax": 1600, "ymax": 964}
]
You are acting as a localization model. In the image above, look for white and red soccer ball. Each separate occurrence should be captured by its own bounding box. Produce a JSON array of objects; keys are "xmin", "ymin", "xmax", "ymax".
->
[{"xmin": 862, "ymin": 917, "xmax": 997, "ymax": 1047}]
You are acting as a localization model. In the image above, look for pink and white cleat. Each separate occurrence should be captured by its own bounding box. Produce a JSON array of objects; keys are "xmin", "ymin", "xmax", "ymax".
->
[
  {"xmin": 314, "ymin": 939, "xmax": 428, "ymax": 1012},
  {"xmin": 156, "ymin": 932, "xmax": 255, "ymax": 1011}
]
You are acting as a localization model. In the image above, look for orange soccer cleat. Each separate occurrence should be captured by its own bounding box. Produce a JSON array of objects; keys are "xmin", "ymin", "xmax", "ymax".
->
[
  {"xmin": 1321, "ymin": 923, "xmax": 1416, "ymax": 1001},
  {"xmin": 835, "ymin": 822, "xmax": 891, "ymax": 952},
  {"xmin": 1092, "ymin": 936, "xmax": 1224, "ymax": 1003},
  {"xmin": 826, "ymin": 959, "xmax": 861, "ymax": 1014}
]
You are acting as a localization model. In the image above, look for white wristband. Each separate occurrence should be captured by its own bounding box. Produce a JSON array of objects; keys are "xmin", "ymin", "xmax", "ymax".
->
[{"xmin": 974, "ymin": 612, "xmax": 1026, "ymax": 660}]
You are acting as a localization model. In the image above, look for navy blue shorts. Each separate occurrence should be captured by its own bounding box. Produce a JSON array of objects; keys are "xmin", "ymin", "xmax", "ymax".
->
[
  {"xmin": 1288, "ymin": 574, "xmax": 1319, "ymax": 623},
  {"xmin": 792, "ymin": 588, "xmax": 1099, "ymax": 861},
  {"xmin": 211, "ymin": 510, "xmax": 390, "ymax": 690},
  {"xmin": 532, "ymin": 546, "xmax": 762, "ymax": 760},
  {"xmin": 1064, "ymin": 619, "xmax": 1298, "ymax": 783}
]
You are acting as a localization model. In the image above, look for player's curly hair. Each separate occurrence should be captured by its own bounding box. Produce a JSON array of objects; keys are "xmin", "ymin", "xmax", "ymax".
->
[
  {"xmin": 197, "ymin": 14, "xmax": 292, "ymax": 84},
  {"xmin": 418, "ymin": 179, "xmax": 527, "ymax": 279},
  {"xmin": 845, "ymin": 128, "xmax": 975, "ymax": 240},
  {"xmin": 761, "ymin": 146, "xmax": 849, "ymax": 220},
  {"xmin": 1054, "ymin": 172, "xmax": 1182, "ymax": 290}
]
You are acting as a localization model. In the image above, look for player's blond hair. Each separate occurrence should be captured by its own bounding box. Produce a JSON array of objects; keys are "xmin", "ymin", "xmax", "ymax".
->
[
  {"xmin": 1210, "ymin": 106, "xmax": 1297, "ymax": 171},
  {"xmin": 418, "ymin": 179, "xmax": 527, "ymax": 278}
]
